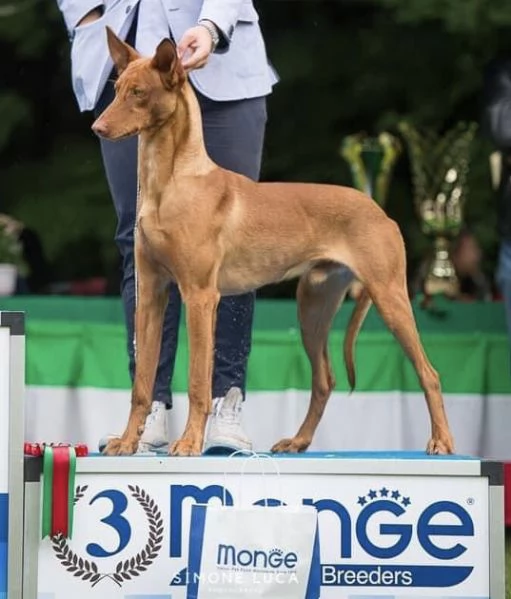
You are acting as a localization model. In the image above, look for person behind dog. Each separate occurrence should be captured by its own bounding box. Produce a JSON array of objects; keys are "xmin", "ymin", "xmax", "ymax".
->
[
  {"xmin": 0, "ymin": 213, "xmax": 52, "ymax": 295},
  {"xmin": 409, "ymin": 229, "xmax": 491, "ymax": 302},
  {"xmin": 55, "ymin": 1, "xmax": 278, "ymax": 453},
  {"xmin": 482, "ymin": 56, "xmax": 511, "ymax": 367},
  {"xmin": 450, "ymin": 229, "xmax": 491, "ymax": 302}
]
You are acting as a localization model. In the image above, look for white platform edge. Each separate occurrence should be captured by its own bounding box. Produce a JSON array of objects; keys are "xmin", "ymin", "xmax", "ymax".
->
[{"xmin": 69, "ymin": 455, "xmax": 485, "ymax": 477}]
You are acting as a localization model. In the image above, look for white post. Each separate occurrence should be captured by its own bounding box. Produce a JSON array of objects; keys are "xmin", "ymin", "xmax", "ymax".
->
[
  {"xmin": 0, "ymin": 322, "xmax": 9, "ymax": 599},
  {"xmin": 0, "ymin": 312, "xmax": 25, "ymax": 599}
]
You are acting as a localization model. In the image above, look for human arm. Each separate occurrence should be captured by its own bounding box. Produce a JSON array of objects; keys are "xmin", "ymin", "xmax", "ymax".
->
[
  {"xmin": 483, "ymin": 59, "xmax": 511, "ymax": 150},
  {"xmin": 198, "ymin": 0, "xmax": 246, "ymax": 47},
  {"xmin": 54, "ymin": 1, "xmax": 104, "ymax": 33},
  {"xmin": 178, "ymin": 0, "xmax": 248, "ymax": 70}
]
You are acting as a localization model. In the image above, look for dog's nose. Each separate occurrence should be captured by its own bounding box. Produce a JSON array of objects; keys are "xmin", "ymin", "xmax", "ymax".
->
[{"xmin": 91, "ymin": 120, "xmax": 109, "ymax": 137}]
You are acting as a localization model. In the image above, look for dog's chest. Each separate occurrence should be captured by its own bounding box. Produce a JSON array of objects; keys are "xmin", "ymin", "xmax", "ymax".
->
[{"xmin": 136, "ymin": 214, "xmax": 180, "ymax": 269}]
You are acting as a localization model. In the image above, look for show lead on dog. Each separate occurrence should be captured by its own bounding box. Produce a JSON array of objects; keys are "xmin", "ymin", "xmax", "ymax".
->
[{"xmin": 55, "ymin": 0, "xmax": 278, "ymax": 454}]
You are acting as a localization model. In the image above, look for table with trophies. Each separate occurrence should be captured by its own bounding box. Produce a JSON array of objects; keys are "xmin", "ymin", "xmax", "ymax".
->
[{"xmin": 341, "ymin": 119, "xmax": 479, "ymax": 300}]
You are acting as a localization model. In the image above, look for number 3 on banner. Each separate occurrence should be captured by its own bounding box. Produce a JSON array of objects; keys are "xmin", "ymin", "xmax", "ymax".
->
[{"xmin": 86, "ymin": 490, "xmax": 131, "ymax": 557}]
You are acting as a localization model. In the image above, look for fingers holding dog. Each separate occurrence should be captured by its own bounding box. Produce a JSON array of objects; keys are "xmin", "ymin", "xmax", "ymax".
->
[{"xmin": 177, "ymin": 25, "xmax": 214, "ymax": 71}]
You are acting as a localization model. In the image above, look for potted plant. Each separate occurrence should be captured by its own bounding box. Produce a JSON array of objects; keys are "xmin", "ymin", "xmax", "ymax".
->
[{"xmin": 0, "ymin": 216, "xmax": 27, "ymax": 296}]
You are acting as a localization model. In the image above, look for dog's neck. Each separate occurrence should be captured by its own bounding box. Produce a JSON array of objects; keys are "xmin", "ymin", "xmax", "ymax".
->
[{"xmin": 137, "ymin": 81, "xmax": 212, "ymax": 209}]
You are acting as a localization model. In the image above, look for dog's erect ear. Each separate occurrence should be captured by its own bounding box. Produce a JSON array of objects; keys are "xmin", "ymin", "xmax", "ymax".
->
[
  {"xmin": 106, "ymin": 26, "xmax": 139, "ymax": 75},
  {"xmin": 151, "ymin": 39, "xmax": 186, "ymax": 89}
]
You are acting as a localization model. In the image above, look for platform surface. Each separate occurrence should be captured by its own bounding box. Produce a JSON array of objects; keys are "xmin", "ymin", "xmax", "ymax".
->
[
  {"xmin": 24, "ymin": 450, "xmax": 499, "ymax": 480},
  {"xmin": 90, "ymin": 450, "xmax": 479, "ymax": 459}
]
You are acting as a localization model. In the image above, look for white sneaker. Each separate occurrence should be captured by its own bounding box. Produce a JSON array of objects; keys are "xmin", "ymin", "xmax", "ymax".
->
[
  {"xmin": 203, "ymin": 387, "xmax": 253, "ymax": 454},
  {"xmin": 98, "ymin": 400, "xmax": 169, "ymax": 454}
]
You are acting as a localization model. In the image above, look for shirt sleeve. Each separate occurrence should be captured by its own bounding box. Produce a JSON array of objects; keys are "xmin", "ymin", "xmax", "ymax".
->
[
  {"xmin": 198, "ymin": 0, "xmax": 246, "ymax": 49},
  {"xmin": 55, "ymin": 1, "xmax": 105, "ymax": 34}
]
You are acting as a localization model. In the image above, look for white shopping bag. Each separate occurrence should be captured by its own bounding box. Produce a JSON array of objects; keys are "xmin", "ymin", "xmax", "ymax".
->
[{"xmin": 186, "ymin": 453, "xmax": 320, "ymax": 599}]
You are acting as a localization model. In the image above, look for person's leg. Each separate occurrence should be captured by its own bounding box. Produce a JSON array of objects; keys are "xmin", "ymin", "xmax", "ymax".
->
[
  {"xmin": 196, "ymin": 92, "xmax": 268, "ymax": 451},
  {"xmin": 497, "ymin": 239, "xmax": 511, "ymax": 375}
]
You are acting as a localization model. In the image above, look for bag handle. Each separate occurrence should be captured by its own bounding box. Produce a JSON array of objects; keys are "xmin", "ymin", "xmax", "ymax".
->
[
  {"xmin": 222, "ymin": 449, "xmax": 255, "ymax": 505},
  {"xmin": 222, "ymin": 450, "xmax": 283, "ymax": 507},
  {"xmin": 241, "ymin": 453, "xmax": 284, "ymax": 508}
]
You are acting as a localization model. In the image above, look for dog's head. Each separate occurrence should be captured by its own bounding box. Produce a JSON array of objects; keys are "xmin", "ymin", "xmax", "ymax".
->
[{"xmin": 92, "ymin": 27, "xmax": 186, "ymax": 140}]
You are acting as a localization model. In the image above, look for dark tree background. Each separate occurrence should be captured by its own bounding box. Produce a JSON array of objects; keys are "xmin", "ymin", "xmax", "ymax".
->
[{"xmin": 1, "ymin": 0, "xmax": 511, "ymax": 293}]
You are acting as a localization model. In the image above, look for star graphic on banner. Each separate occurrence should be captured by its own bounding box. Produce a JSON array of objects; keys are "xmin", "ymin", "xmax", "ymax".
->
[
  {"xmin": 357, "ymin": 496, "xmax": 367, "ymax": 506},
  {"xmin": 401, "ymin": 496, "xmax": 411, "ymax": 507},
  {"xmin": 368, "ymin": 489, "xmax": 378, "ymax": 499},
  {"xmin": 391, "ymin": 490, "xmax": 401, "ymax": 500},
  {"xmin": 379, "ymin": 487, "xmax": 389, "ymax": 497}
]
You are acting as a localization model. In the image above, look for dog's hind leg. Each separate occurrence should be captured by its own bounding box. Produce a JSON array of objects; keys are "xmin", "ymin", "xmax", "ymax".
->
[
  {"xmin": 368, "ymin": 281, "xmax": 454, "ymax": 454},
  {"xmin": 104, "ymin": 242, "xmax": 169, "ymax": 456},
  {"xmin": 359, "ymin": 223, "xmax": 455, "ymax": 454},
  {"xmin": 271, "ymin": 265, "xmax": 354, "ymax": 453}
]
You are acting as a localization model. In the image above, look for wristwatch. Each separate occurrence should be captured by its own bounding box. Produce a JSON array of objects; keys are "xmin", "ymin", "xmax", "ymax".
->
[{"xmin": 198, "ymin": 19, "xmax": 220, "ymax": 52}]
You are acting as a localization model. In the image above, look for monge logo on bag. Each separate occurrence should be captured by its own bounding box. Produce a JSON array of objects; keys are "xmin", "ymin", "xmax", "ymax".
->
[{"xmin": 216, "ymin": 543, "xmax": 299, "ymax": 581}]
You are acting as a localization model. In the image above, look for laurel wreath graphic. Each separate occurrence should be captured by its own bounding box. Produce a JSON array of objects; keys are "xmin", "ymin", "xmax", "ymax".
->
[{"xmin": 51, "ymin": 484, "xmax": 163, "ymax": 587}]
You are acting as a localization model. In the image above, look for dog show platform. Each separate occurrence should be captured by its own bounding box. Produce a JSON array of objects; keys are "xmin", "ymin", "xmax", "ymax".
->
[
  {"xmin": 1, "ymin": 311, "xmax": 508, "ymax": 599},
  {"xmin": 20, "ymin": 452, "xmax": 507, "ymax": 599}
]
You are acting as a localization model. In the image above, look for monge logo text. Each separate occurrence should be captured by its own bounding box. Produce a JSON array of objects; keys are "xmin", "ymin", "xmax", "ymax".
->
[
  {"xmin": 169, "ymin": 483, "xmax": 476, "ymax": 589},
  {"xmin": 216, "ymin": 545, "xmax": 298, "ymax": 573}
]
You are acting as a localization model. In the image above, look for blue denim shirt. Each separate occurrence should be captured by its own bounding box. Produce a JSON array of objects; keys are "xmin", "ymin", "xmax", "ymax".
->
[{"xmin": 56, "ymin": 0, "xmax": 278, "ymax": 111}]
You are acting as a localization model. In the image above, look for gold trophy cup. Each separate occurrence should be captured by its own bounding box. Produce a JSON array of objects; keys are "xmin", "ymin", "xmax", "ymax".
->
[
  {"xmin": 340, "ymin": 132, "xmax": 402, "ymax": 208},
  {"xmin": 398, "ymin": 120, "xmax": 478, "ymax": 298}
]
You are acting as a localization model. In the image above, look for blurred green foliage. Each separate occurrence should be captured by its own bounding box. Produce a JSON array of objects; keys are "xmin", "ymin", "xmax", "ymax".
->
[{"xmin": 1, "ymin": 0, "xmax": 510, "ymax": 289}]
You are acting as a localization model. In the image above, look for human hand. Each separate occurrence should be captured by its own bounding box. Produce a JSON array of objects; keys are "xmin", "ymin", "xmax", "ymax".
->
[
  {"xmin": 77, "ymin": 6, "xmax": 103, "ymax": 27},
  {"xmin": 177, "ymin": 25, "xmax": 215, "ymax": 71}
]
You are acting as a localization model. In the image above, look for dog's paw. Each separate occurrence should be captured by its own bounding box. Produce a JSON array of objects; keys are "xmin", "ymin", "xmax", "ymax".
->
[
  {"xmin": 271, "ymin": 437, "xmax": 310, "ymax": 454},
  {"xmin": 169, "ymin": 438, "xmax": 202, "ymax": 456},
  {"xmin": 426, "ymin": 434, "xmax": 455, "ymax": 455},
  {"xmin": 102, "ymin": 437, "xmax": 139, "ymax": 456}
]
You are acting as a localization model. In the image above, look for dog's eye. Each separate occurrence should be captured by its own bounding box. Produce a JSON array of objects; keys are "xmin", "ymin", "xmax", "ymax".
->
[{"xmin": 131, "ymin": 88, "xmax": 145, "ymax": 97}]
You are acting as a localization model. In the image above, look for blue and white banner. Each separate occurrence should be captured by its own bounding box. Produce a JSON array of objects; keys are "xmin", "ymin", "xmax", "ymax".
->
[{"xmin": 35, "ymin": 464, "xmax": 490, "ymax": 598}]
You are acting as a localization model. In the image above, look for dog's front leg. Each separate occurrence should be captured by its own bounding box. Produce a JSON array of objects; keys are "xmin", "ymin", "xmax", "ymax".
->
[
  {"xmin": 170, "ymin": 287, "xmax": 219, "ymax": 456},
  {"xmin": 103, "ymin": 242, "xmax": 169, "ymax": 456}
]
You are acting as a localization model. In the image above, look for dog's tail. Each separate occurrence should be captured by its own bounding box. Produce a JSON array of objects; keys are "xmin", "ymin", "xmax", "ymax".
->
[{"xmin": 343, "ymin": 287, "xmax": 372, "ymax": 394}]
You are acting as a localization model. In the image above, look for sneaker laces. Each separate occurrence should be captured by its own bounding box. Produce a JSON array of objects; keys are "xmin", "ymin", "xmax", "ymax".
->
[
  {"xmin": 212, "ymin": 396, "xmax": 241, "ymax": 427},
  {"xmin": 212, "ymin": 396, "xmax": 225, "ymax": 415},
  {"xmin": 206, "ymin": 390, "xmax": 252, "ymax": 448},
  {"xmin": 145, "ymin": 402, "xmax": 163, "ymax": 427}
]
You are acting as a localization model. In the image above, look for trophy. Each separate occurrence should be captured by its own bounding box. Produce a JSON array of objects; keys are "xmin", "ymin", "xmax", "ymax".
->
[
  {"xmin": 398, "ymin": 120, "xmax": 478, "ymax": 298},
  {"xmin": 340, "ymin": 132, "xmax": 402, "ymax": 207},
  {"xmin": 340, "ymin": 132, "xmax": 401, "ymax": 299}
]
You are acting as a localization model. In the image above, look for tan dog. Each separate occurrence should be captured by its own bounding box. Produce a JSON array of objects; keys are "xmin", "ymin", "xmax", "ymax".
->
[{"xmin": 92, "ymin": 28, "xmax": 455, "ymax": 457}]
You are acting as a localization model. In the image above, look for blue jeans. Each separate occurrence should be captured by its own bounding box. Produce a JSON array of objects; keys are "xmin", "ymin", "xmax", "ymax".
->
[{"xmin": 95, "ymin": 61, "xmax": 267, "ymax": 409}]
